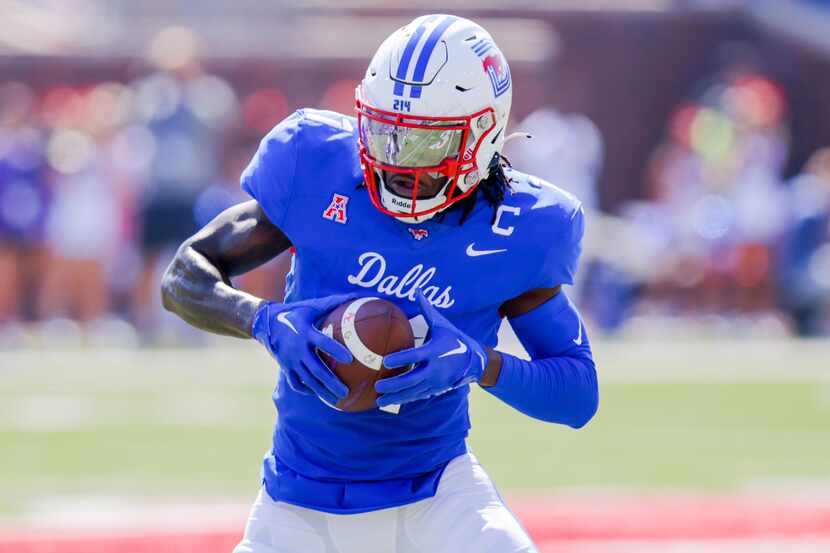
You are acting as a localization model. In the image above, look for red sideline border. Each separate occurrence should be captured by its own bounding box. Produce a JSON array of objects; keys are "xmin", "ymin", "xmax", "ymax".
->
[
  {"xmin": 512, "ymin": 495, "xmax": 830, "ymax": 541},
  {"xmin": 2, "ymin": 494, "xmax": 830, "ymax": 552}
]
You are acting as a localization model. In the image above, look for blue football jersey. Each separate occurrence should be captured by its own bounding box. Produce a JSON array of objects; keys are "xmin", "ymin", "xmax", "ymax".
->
[{"xmin": 241, "ymin": 108, "xmax": 584, "ymax": 514}]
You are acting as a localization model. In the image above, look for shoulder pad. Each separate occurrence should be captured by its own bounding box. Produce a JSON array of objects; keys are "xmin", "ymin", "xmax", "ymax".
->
[
  {"xmin": 301, "ymin": 109, "xmax": 356, "ymax": 132},
  {"xmin": 501, "ymin": 167, "xmax": 585, "ymax": 287},
  {"xmin": 504, "ymin": 167, "xmax": 582, "ymax": 220}
]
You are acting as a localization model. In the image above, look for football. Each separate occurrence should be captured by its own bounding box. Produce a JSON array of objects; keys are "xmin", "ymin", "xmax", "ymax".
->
[{"xmin": 318, "ymin": 297, "xmax": 414, "ymax": 412}]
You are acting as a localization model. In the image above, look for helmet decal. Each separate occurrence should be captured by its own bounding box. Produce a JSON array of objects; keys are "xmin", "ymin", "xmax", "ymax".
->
[
  {"xmin": 409, "ymin": 16, "xmax": 458, "ymax": 98},
  {"xmin": 392, "ymin": 16, "xmax": 437, "ymax": 98},
  {"xmin": 392, "ymin": 15, "xmax": 459, "ymax": 99},
  {"xmin": 471, "ymin": 38, "xmax": 511, "ymax": 98}
]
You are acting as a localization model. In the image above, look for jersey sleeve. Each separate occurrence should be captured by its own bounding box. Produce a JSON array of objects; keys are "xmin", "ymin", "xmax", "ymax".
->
[
  {"xmin": 534, "ymin": 202, "xmax": 585, "ymax": 288},
  {"xmin": 240, "ymin": 110, "xmax": 304, "ymax": 229}
]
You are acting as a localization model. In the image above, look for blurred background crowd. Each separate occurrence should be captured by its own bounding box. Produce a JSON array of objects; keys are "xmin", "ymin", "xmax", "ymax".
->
[{"xmin": 2, "ymin": 0, "xmax": 830, "ymax": 345}]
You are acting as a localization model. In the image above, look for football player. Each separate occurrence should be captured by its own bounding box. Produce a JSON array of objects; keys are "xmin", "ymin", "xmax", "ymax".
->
[{"xmin": 162, "ymin": 14, "xmax": 598, "ymax": 553}]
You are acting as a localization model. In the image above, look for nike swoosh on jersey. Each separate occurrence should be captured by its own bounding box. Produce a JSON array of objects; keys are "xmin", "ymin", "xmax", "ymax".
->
[
  {"xmin": 466, "ymin": 243, "xmax": 507, "ymax": 257},
  {"xmin": 276, "ymin": 312, "xmax": 299, "ymax": 334},
  {"xmin": 438, "ymin": 339, "xmax": 468, "ymax": 358}
]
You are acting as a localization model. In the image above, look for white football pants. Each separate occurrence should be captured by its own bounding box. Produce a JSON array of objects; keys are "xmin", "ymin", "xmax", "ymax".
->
[{"xmin": 232, "ymin": 453, "xmax": 537, "ymax": 553}]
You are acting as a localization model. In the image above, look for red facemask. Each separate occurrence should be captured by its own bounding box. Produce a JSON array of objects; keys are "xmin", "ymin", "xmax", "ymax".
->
[{"xmin": 356, "ymin": 89, "xmax": 496, "ymax": 219}]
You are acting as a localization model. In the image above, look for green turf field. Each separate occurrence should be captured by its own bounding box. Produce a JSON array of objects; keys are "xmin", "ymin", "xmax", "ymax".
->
[{"xmin": 1, "ymin": 341, "xmax": 829, "ymax": 515}]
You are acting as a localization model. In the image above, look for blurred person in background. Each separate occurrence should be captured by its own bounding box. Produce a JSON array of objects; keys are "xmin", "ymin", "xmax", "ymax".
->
[
  {"xmin": 627, "ymin": 63, "xmax": 790, "ymax": 325},
  {"xmin": 504, "ymin": 107, "xmax": 603, "ymax": 211},
  {"xmin": 0, "ymin": 82, "xmax": 51, "ymax": 327},
  {"xmin": 778, "ymin": 148, "xmax": 830, "ymax": 336},
  {"xmin": 192, "ymin": 150, "xmax": 248, "ymax": 230},
  {"xmin": 35, "ymin": 85, "xmax": 125, "ymax": 328},
  {"xmin": 503, "ymin": 108, "xmax": 610, "ymax": 328},
  {"xmin": 1, "ymin": 27, "xmax": 257, "ymax": 340},
  {"xmin": 131, "ymin": 28, "xmax": 237, "ymax": 336}
]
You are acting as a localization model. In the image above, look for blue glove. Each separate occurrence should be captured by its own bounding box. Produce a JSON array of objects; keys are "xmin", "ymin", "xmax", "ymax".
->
[
  {"xmin": 376, "ymin": 291, "xmax": 487, "ymax": 407},
  {"xmin": 251, "ymin": 294, "xmax": 356, "ymax": 406}
]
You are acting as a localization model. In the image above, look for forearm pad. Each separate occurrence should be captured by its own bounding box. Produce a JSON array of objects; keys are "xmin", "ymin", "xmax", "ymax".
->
[{"xmin": 485, "ymin": 291, "xmax": 599, "ymax": 428}]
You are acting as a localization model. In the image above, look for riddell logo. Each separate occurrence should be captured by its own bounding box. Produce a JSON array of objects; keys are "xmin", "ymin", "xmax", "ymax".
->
[{"xmin": 390, "ymin": 196, "xmax": 412, "ymax": 209}]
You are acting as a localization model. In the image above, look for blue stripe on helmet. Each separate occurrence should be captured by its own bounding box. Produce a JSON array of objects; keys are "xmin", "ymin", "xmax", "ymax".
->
[
  {"xmin": 393, "ymin": 16, "xmax": 437, "ymax": 97},
  {"xmin": 474, "ymin": 41, "xmax": 492, "ymax": 56},
  {"xmin": 409, "ymin": 15, "xmax": 458, "ymax": 99}
]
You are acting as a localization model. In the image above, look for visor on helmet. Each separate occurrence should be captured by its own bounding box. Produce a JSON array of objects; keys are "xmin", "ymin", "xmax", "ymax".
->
[
  {"xmin": 359, "ymin": 115, "xmax": 465, "ymax": 169},
  {"xmin": 355, "ymin": 91, "xmax": 496, "ymax": 220}
]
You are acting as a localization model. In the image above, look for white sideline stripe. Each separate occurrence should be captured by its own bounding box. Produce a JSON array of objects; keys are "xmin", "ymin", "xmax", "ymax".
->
[
  {"xmin": 341, "ymin": 297, "xmax": 384, "ymax": 371},
  {"xmin": 2, "ymin": 336, "xmax": 830, "ymax": 386},
  {"xmin": 537, "ymin": 539, "xmax": 830, "ymax": 553}
]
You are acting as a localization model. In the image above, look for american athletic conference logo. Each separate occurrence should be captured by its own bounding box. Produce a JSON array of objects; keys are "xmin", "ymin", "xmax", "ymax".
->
[
  {"xmin": 322, "ymin": 193, "xmax": 349, "ymax": 224},
  {"xmin": 470, "ymin": 38, "xmax": 511, "ymax": 98}
]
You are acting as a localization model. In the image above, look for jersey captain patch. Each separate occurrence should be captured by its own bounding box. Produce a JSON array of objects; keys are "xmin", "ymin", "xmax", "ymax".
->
[{"xmin": 323, "ymin": 193, "xmax": 349, "ymax": 224}]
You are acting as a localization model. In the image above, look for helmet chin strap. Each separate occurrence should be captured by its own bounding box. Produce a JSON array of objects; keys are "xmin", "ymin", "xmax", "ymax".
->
[{"xmin": 378, "ymin": 172, "xmax": 452, "ymax": 224}]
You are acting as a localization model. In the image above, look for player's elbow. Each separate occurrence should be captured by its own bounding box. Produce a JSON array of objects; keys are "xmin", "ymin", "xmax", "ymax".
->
[
  {"xmin": 566, "ymin": 360, "xmax": 599, "ymax": 429},
  {"xmin": 160, "ymin": 244, "xmax": 189, "ymax": 313},
  {"xmin": 160, "ymin": 267, "xmax": 177, "ymax": 313},
  {"xmin": 567, "ymin": 388, "xmax": 598, "ymax": 429}
]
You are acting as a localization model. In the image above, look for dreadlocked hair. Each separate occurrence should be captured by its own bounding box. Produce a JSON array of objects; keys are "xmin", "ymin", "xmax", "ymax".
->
[{"xmin": 443, "ymin": 153, "xmax": 512, "ymax": 225}]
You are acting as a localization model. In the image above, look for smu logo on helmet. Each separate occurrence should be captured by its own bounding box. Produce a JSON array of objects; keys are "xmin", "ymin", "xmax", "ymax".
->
[
  {"xmin": 482, "ymin": 53, "xmax": 511, "ymax": 98},
  {"xmin": 470, "ymin": 38, "xmax": 511, "ymax": 98}
]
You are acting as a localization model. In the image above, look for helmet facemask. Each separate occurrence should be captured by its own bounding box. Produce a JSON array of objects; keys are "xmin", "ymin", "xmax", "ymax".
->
[{"xmin": 356, "ymin": 91, "xmax": 497, "ymax": 222}]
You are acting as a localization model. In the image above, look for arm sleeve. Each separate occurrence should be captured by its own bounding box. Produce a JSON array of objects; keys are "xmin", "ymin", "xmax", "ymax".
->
[
  {"xmin": 240, "ymin": 110, "xmax": 304, "ymax": 229},
  {"xmin": 484, "ymin": 291, "xmax": 598, "ymax": 428}
]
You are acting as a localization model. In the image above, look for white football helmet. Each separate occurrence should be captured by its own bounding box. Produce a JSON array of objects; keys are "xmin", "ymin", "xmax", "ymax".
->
[{"xmin": 356, "ymin": 14, "xmax": 513, "ymax": 222}]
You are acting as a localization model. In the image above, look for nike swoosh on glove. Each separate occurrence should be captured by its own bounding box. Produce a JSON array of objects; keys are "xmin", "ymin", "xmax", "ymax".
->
[
  {"xmin": 251, "ymin": 294, "xmax": 357, "ymax": 406},
  {"xmin": 375, "ymin": 291, "xmax": 487, "ymax": 407}
]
